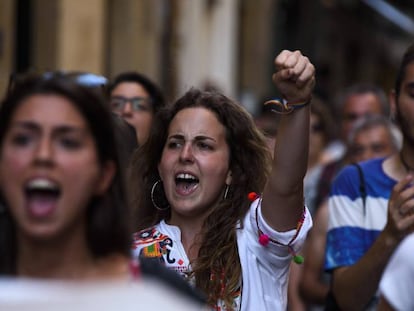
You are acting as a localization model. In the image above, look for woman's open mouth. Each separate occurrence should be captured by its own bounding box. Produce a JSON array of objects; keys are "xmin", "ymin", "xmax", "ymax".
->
[
  {"xmin": 24, "ymin": 178, "xmax": 61, "ymax": 218},
  {"xmin": 175, "ymin": 173, "xmax": 199, "ymax": 195}
]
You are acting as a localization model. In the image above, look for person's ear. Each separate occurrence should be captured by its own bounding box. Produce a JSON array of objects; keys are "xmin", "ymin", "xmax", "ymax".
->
[{"xmin": 95, "ymin": 160, "xmax": 116, "ymax": 195}]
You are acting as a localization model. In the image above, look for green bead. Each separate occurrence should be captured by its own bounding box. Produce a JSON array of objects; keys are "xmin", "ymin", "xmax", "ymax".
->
[{"xmin": 293, "ymin": 255, "xmax": 304, "ymax": 264}]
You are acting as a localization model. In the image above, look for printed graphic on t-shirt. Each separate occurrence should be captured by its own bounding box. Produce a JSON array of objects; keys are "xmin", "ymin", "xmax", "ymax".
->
[{"xmin": 132, "ymin": 227, "xmax": 189, "ymax": 274}]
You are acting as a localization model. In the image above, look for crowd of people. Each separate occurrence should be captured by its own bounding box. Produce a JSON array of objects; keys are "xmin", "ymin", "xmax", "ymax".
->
[{"xmin": 0, "ymin": 43, "xmax": 413, "ymax": 311}]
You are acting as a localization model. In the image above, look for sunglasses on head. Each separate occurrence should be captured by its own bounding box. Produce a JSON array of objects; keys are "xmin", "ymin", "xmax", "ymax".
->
[{"xmin": 7, "ymin": 71, "xmax": 108, "ymax": 95}]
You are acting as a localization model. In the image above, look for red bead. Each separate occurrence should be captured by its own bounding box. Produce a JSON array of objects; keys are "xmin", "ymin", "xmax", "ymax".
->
[
  {"xmin": 248, "ymin": 192, "xmax": 259, "ymax": 202},
  {"xmin": 259, "ymin": 233, "xmax": 270, "ymax": 246}
]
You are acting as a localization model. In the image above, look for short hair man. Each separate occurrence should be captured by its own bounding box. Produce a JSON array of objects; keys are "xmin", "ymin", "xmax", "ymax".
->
[{"xmin": 325, "ymin": 44, "xmax": 414, "ymax": 311}]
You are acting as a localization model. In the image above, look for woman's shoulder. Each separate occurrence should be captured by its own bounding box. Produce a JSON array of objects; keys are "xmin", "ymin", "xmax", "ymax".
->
[
  {"xmin": 131, "ymin": 224, "xmax": 172, "ymax": 253},
  {"xmin": 132, "ymin": 221, "xmax": 181, "ymax": 245}
]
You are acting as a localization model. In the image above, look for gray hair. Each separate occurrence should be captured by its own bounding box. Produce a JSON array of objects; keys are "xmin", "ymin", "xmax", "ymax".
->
[
  {"xmin": 347, "ymin": 115, "xmax": 402, "ymax": 151},
  {"xmin": 334, "ymin": 83, "xmax": 390, "ymax": 118}
]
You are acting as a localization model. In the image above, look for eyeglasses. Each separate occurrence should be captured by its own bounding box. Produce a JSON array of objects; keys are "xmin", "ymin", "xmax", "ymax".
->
[
  {"xmin": 7, "ymin": 71, "xmax": 108, "ymax": 95},
  {"xmin": 110, "ymin": 96, "xmax": 152, "ymax": 112}
]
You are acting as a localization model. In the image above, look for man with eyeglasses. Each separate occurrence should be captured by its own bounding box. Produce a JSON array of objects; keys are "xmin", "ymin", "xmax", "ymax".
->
[{"xmin": 108, "ymin": 72, "xmax": 166, "ymax": 146}]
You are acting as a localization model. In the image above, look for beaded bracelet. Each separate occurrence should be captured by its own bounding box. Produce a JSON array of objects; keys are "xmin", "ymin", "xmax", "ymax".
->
[
  {"xmin": 263, "ymin": 98, "xmax": 310, "ymax": 115},
  {"xmin": 248, "ymin": 192, "xmax": 305, "ymax": 264}
]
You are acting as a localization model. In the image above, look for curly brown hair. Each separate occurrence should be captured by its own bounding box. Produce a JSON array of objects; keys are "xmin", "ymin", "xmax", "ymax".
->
[{"xmin": 129, "ymin": 88, "xmax": 272, "ymax": 309}]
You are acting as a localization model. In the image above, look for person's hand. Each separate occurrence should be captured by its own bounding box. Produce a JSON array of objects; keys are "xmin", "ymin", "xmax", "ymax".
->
[
  {"xmin": 272, "ymin": 50, "xmax": 315, "ymax": 104},
  {"xmin": 384, "ymin": 175, "xmax": 414, "ymax": 243}
]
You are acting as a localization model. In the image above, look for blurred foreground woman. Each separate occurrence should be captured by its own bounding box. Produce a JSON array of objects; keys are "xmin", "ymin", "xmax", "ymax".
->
[{"xmin": 0, "ymin": 73, "xmax": 203, "ymax": 310}]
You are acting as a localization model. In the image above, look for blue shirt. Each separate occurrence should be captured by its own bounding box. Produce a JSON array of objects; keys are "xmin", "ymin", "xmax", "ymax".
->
[{"xmin": 325, "ymin": 158, "xmax": 395, "ymax": 270}]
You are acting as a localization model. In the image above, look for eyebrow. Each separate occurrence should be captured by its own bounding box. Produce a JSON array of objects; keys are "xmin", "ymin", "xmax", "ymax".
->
[
  {"xmin": 12, "ymin": 121, "xmax": 87, "ymax": 135},
  {"xmin": 168, "ymin": 134, "xmax": 217, "ymax": 142},
  {"xmin": 110, "ymin": 95, "xmax": 148, "ymax": 100}
]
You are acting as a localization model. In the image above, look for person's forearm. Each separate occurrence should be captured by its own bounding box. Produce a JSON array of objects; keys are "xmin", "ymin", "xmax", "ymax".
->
[
  {"xmin": 333, "ymin": 231, "xmax": 399, "ymax": 311},
  {"xmin": 272, "ymin": 106, "xmax": 309, "ymax": 191},
  {"xmin": 300, "ymin": 275, "xmax": 329, "ymax": 304},
  {"xmin": 262, "ymin": 105, "xmax": 309, "ymax": 231}
]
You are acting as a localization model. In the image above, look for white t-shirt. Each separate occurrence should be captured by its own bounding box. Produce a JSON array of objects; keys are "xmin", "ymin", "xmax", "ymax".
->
[
  {"xmin": 379, "ymin": 233, "xmax": 414, "ymax": 311},
  {"xmin": 0, "ymin": 277, "xmax": 204, "ymax": 311},
  {"xmin": 132, "ymin": 198, "xmax": 312, "ymax": 311}
]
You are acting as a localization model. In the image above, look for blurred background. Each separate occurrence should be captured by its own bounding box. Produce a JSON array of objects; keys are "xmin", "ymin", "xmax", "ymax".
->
[{"xmin": 0, "ymin": 0, "xmax": 413, "ymax": 114}]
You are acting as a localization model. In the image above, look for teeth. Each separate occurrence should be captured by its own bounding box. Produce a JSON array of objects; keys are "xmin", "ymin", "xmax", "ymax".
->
[
  {"xmin": 27, "ymin": 179, "xmax": 58, "ymax": 191},
  {"xmin": 176, "ymin": 173, "xmax": 197, "ymax": 180}
]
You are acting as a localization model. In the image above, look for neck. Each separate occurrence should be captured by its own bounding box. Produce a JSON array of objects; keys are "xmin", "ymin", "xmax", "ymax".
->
[
  {"xmin": 307, "ymin": 153, "xmax": 320, "ymax": 171},
  {"xmin": 17, "ymin": 229, "xmax": 128, "ymax": 280},
  {"xmin": 19, "ymin": 245, "xmax": 94, "ymax": 279},
  {"xmin": 168, "ymin": 214, "xmax": 205, "ymax": 262}
]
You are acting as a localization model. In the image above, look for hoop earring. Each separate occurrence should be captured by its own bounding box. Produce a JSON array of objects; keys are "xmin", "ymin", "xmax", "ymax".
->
[
  {"xmin": 223, "ymin": 184, "xmax": 230, "ymax": 200},
  {"xmin": 151, "ymin": 180, "xmax": 170, "ymax": 211}
]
